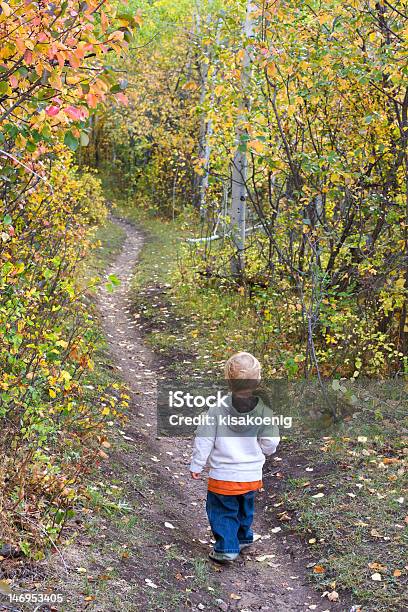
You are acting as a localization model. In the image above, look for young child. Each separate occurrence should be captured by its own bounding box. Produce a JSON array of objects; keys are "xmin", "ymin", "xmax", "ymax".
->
[{"xmin": 190, "ymin": 352, "xmax": 280, "ymax": 562}]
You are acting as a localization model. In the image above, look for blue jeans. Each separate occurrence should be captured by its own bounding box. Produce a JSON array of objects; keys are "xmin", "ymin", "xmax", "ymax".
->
[{"xmin": 206, "ymin": 490, "xmax": 255, "ymax": 554}]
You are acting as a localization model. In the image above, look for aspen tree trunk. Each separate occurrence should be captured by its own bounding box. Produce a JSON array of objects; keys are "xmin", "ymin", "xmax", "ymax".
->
[
  {"xmin": 198, "ymin": 17, "xmax": 222, "ymax": 218},
  {"xmin": 194, "ymin": 12, "xmax": 210, "ymax": 215},
  {"xmin": 230, "ymin": 0, "xmax": 255, "ymax": 276}
]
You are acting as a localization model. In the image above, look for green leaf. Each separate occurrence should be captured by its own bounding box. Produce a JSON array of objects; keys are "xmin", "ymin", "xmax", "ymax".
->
[
  {"xmin": 80, "ymin": 131, "xmax": 90, "ymax": 147},
  {"xmin": 0, "ymin": 81, "xmax": 11, "ymax": 95},
  {"xmin": 107, "ymin": 274, "xmax": 121, "ymax": 286},
  {"xmin": 105, "ymin": 274, "xmax": 121, "ymax": 293},
  {"xmin": 64, "ymin": 131, "xmax": 79, "ymax": 151}
]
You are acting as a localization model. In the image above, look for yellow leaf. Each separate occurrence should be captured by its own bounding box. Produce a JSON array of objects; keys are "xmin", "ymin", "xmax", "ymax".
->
[
  {"xmin": 368, "ymin": 562, "xmax": 387, "ymax": 572},
  {"xmin": 0, "ymin": 2, "xmax": 11, "ymax": 17},
  {"xmin": 248, "ymin": 139, "xmax": 266, "ymax": 154},
  {"xmin": 266, "ymin": 62, "xmax": 277, "ymax": 77},
  {"xmin": 182, "ymin": 81, "xmax": 198, "ymax": 91},
  {"xmin": 0, "ymin": 580, "xmax": 11, "ymax": 594}
]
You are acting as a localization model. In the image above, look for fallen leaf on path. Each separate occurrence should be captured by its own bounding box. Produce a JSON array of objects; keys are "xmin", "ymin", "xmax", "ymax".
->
[
  {"xmin": 230, "ymin": 593, "xmax": 241, "ymax": 600},
  {"xmin": 326, "ymin": 590, "xmax": 339, "ymax": 601},
  {"xmin": 312, "ymin": 492, "xmax": 325, "ymax": 499},
  {"xmin": 368, "ymin": 562, "xmax": 387, "ymax": 572},
  {"xmin": 0, "ymin": 580, "xmax": 11, "ymax": 594},
  {"xmin": 313, "ymin": 565, "xmax": 325, "ymax": 574},
  {"xmin": 145, "ymin": 578, "xmax": 158, "ymax": 588},
  {"xmin": 393, "ymin": 569, "xmax": 402, "ymax": 577},
  {"xmin": 255, "ymin": 554, "xmax": 275, "ymax": 562}
]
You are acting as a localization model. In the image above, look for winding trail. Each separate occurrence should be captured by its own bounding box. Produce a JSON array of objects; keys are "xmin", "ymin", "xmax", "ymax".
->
[{"xmin": 93, "ymin": 217, "xmax": 338, "ymax": 612}]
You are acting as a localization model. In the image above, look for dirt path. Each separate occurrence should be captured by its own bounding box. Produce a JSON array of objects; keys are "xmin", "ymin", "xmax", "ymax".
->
[
  {"xmin": 93, "ymin": 217, "xmax": 342, "ymax": 612},
  {"xmin": 45, "ymin": 217, "xmax": 340, "ymax": 612}
]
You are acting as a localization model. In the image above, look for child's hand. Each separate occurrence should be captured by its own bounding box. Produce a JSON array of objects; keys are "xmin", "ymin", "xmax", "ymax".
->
[{"xmin": 190, "ymin": 471, "xmax": 201, "ymax": 480}]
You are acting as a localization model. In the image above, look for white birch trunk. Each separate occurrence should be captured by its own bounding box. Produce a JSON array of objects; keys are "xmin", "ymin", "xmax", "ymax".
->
[
  {"xmin": 230, "ymin": 0, "xmax": 255, "ymax": 275},
  {"xmin": 198, "ymin": 18, "xmax": 222, "ymax": 217},
  {"xmin": 195, "ymin": 12, "xmax": 210, "ymax": 216}
]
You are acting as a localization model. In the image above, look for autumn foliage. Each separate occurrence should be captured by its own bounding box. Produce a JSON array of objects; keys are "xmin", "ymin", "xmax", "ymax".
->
[
  {"xmin": 93, "ymin": 0, "xmax": 408, "ymax": 378},
  {"xmin": 0, "ymin": 1, "xmax": 135, "ymax": 551}
]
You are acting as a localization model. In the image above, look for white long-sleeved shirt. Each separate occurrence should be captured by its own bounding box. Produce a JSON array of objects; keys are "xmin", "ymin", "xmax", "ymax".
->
[{"xmin": 189, "ymin": 394, "xmax": 280, "ymax": 482}]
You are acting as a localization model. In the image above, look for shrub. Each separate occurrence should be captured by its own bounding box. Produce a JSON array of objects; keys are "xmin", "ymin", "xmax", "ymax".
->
[{"xmin": 0, "ymin": 145, "xmax": 123, "ymax": 553}]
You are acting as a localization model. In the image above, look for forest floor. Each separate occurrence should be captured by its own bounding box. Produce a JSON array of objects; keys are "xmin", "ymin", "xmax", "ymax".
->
[{"xmin": 42, "ymin": 217, "xmax": 344, "ymax": 612}]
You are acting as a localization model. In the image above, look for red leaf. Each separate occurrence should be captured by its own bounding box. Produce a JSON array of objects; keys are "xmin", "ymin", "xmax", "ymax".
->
[
  {"xmin": 65, "ymin": 105, "xmax": 84, "ymax": 121},
  {"xmin": 23, "ymin": 50, "xmax": 33, "ymax": 65},
  {"xmin": 116, "ymin": 93, "xmax": 129, "ymax": 106},
  {"xmin": 86, "ymin": 93, "xmax": 98, "ymax": 108},
  {"xmin": 68, "ymin": 52, "xmax": 81, "ymax": 69},
  {"xmin": 45, "ymin": 105, "xmax": 60, "ymax": 117}
]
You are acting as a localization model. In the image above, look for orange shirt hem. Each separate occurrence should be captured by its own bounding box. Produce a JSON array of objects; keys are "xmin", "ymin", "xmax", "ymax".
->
[{"xmin": 208, "ymin": 477, "xmax": 263, "ymax": 496}]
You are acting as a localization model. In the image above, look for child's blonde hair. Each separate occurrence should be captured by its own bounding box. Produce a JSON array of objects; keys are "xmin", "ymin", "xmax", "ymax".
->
[{"xmin": 224, "ymin": 352, "xmax": 261, "ymax": 380}]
